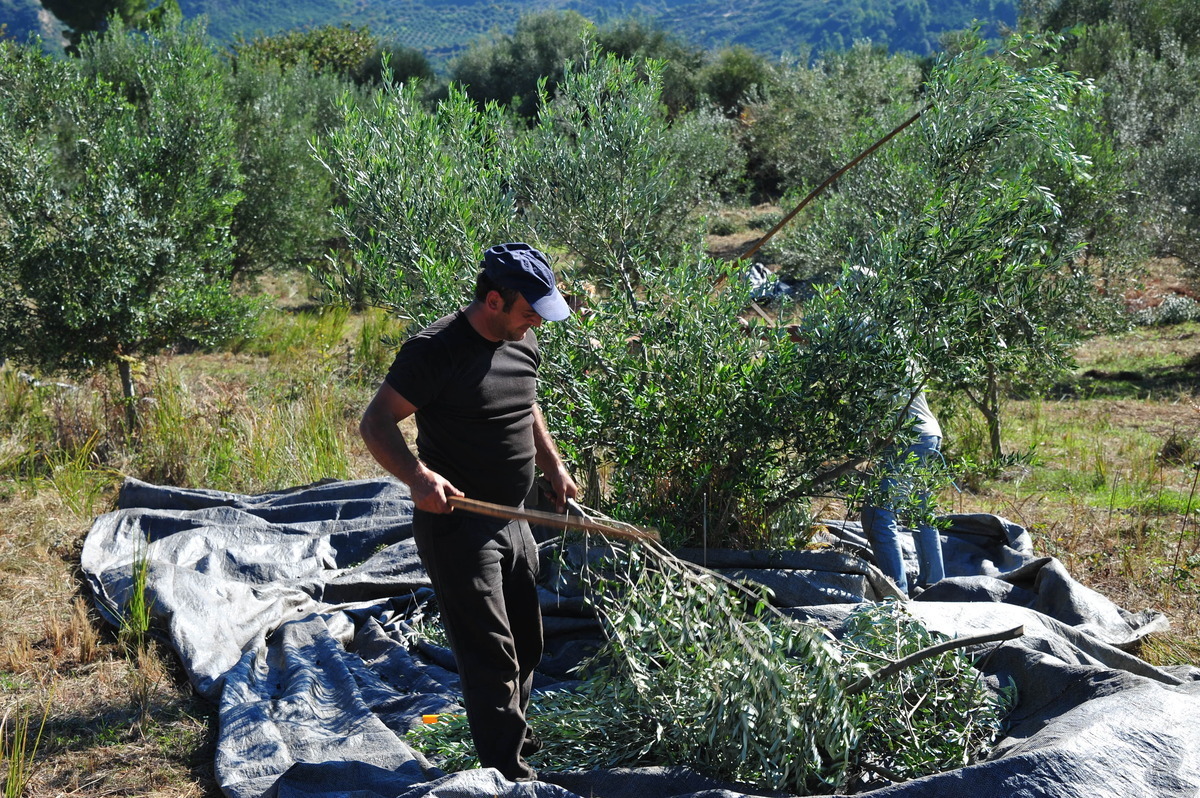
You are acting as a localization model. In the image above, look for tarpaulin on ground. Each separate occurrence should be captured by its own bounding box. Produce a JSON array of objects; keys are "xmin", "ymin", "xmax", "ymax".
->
[{"xmin": 81, "ymin": 477, "xmax": 1200, "ymax": 798}]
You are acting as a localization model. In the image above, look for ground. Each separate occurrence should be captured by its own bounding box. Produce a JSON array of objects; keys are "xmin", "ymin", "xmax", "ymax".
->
[{"xmin": 2, "ymin": 238, "xmax": 1199, "ymax": 795}]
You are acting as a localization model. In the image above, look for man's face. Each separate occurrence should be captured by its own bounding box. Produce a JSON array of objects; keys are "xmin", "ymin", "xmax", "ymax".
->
[{"xmin": 494, "ymin": 292, "xmax": 543, "ymax": 342}]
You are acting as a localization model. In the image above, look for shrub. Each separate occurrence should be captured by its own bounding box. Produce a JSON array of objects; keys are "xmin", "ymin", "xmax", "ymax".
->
[
  {"xmin": 225, "ymin": 59, "xmax": 349, "ymax": 278},
  {"xmin": 449, "ymin": 10, "xmax": 592, "ymax": 119},
  {"xmin": 1132, "ymin": 294, "xmax": 1200, "ymax": 326},
  {"xmin": 231, "ymin": 24, "xmax": 379, "ymax": 83},
  {"xmin": 513, "ymin": 50, "xmax": 741, "ymax": 290}
]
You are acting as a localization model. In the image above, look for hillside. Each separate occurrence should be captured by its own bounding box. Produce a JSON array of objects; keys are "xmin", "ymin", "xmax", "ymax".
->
[
  {"xmin": 4, "ymin": 0, "xmax": 1018, "ymax": 62},
  {"xmin": 0, "ymin": 0, "xmax": 53, "ymax": 42}
]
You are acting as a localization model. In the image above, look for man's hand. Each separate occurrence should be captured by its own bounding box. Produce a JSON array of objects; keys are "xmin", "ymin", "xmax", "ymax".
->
[
  {"xmin": 531, "ymin": 403, "xmax": 578, "ymax": 513},
  {"xmin": 541, "ymin": 466, "xmax": 579, "ymax": 514},
  {"xmin": 409, "ymin": 463, "xmax": 464, "ymax": 514}
]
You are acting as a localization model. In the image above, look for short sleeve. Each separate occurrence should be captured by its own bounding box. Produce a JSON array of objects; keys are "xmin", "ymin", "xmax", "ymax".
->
[{"xmin": 385, "ymin": 333, "xmax": 446, "ymax": 409}]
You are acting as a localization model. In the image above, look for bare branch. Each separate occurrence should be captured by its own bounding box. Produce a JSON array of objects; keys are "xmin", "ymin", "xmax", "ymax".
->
[{"xmin": 845, "ymin": 625, "xmax": 1025, "ymax": 696}]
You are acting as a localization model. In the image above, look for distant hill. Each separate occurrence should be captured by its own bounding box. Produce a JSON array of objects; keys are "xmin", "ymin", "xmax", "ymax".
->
[
  {"xmin": 3, "ymin": 0, "xmax": 1018, "ymax": 63},
  {"xmin": 0, "ymin": 0, "xmax": 55, "ymax": 45}
]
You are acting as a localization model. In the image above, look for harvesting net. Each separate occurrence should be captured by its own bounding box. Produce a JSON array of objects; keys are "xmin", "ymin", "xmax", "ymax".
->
[{"xmin": 82, "ymin": 477, "xmax": 1200, "ymax": 798}]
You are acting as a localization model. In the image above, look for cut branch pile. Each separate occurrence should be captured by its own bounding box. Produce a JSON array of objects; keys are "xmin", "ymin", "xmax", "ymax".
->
[{"xmin": 414, "ymin": 526, "xmax": 1017, "ymax": 794}]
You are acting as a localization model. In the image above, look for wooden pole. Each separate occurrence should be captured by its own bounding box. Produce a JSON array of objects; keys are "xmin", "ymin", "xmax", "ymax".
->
[
  {"xmin": 740, "ymin": 105, "xmax": 931, "ymax": 263},
  {"xmin": 447, "ymin": 496, "xmax": 661, "ymax": 543}
]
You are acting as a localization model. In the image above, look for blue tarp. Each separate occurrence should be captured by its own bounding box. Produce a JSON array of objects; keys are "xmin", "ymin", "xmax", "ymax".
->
[{"xmin": 82, "ymin": 477, "xmax": 1200, "ymax": 798}]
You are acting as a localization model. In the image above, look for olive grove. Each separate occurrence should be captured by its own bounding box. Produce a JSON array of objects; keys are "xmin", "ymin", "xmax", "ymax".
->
[
  {"xmin": 315, "ymin": 35, "xmax": 1116, "ymax": 546},
  {"xmin": 0, "ymin": 10, "xmax": 1164, "ymax": 535}
]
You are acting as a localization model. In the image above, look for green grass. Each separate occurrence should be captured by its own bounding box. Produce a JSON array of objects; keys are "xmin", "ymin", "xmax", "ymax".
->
[
  {"xmin": 934, "ymin": 317, "xmax": 1200, "ymax": 663},
  {"xmin": 233, "ymin": 305, "xmax": 353, "ymax": 358},
  {"xmin": 1051, "ymin": 320, "xmax": 1200, "ymax": 399},
  {"xmin": 992, "ymin": 399, "xmax": 1193, "ymax": 511},
  {"xmin": 2, "ymin": 688, "xmax": 51, "ymax": 798},
  {"xmin": 134, "ymin": 361, "xmax": 360, "ymax": 494}
]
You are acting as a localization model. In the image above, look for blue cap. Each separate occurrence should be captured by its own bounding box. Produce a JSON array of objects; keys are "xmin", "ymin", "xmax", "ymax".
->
[{"xmin": 482, "ymin": 243, "xmax": 571, "ymax": 322}]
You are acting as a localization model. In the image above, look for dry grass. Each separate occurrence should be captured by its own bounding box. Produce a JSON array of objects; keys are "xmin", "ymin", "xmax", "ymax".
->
[
  {"xmin": 950, "ymin": 475, "xmax": 1200, "ymax": 656},
  {"xmin": 0, "ymin": 482, "xmax": 222, "ymax": 797},
  {"xmin": 0, "ymin": 297, "xmax": 402, "ymax": 796}
]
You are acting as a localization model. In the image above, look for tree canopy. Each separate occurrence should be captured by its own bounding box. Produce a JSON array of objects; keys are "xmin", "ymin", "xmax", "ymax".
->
[{"xmin": 0, "ymin": 6, "xmax": 1184, "ymax": 526}]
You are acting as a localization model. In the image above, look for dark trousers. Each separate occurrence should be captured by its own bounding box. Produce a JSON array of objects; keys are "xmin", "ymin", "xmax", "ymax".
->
[{"xmin": 412, "ymin": 509, "xmax": 543, "ymax": 780}]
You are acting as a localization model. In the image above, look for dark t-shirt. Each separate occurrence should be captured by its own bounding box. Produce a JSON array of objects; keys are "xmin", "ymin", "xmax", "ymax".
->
[{"xmin": 386, "ymin": 310, "xmax": 540, "ymax": 506}]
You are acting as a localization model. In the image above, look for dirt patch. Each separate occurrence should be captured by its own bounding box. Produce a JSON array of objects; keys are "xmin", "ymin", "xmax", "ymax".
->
[
  {"xmin": 708, "ymin": 231, "xmax": 763, "ymax": 262},
  {"xmin": 1125, "ymin": 257, "xmax": 1198, "ymax": 312},
  {"xmin": 1098, "ymin": 398, "xmax": 1200, "ymax": 436},
  {"xmin": 706, "ymin": 204, "xmax": 781, "ymax": 264}
]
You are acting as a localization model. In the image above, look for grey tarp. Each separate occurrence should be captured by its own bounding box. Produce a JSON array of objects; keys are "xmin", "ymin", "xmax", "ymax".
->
[{"xmin": 81, "ymin": 477, "xmax": 1200, "ymax": 798}]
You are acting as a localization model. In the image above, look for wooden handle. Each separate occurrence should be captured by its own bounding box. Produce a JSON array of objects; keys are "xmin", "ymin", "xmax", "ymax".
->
[{"xmin": 447, "ymin": 496, "xmax": 661, "ymax": 543}]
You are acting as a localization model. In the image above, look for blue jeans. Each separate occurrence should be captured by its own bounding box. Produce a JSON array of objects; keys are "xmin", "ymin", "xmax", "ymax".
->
[{"xmin": 861, "ymin": 434, "xmax": 945, "ymax": 596}]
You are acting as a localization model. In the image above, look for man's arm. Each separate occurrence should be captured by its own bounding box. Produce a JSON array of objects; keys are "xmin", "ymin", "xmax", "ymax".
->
[
  {"xmin": 532, "ymin": 403, "xmax": 579, "ymax": 512},
  {"xmin": 360, "ymin": 381, "xmax": 463, "ymax": 513}
]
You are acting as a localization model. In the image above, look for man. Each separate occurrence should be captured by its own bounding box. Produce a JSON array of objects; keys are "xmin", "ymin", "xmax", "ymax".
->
[
  {"xmin": 830, "ymin": 264, "xmax": 946, "ymax": 598},
  {"xmin": 360, "ymin": 242, "xmax": 578, "ymax": 781}
]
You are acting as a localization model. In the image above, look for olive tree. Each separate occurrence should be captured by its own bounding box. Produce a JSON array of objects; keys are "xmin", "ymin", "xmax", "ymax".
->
[
  {"xmin": 322, "ymin": 37, "xmax": 1103, "ymax": 542},
  {"xmin": 449, "ymin": 12, "xmax": 715, "ymax": 121},
  {"xmin": 772, "ymin": 34, "xmax": 1124, "ymax": 463},
  {"xmin": 739, "ymin": 41, "xmax": 924, "ymax": 199},
  {"xmin": 513, "ymin": 50, "xmax": 741, "ymax": 293},
  {"xmin": 700, "ymin": 44, "xmax": 774, "ymax": 117},
  {"xmin": 0, "ymin": 24, "xmax": 257, "ymax": 429},
  {"xmin": 1025, "ymin": 5, "xmax": 1200, "ymax": 273},
  {"xmin": 593, "ymin": 18, "xmax": 709, "ymax": 115},
  {"xmin": 538, "ymin": 34, "xmax": 1116, "ymax": 542},
  {"xmin": 449, "ymin": 10, "xmax": 593, "ymax": 120},
  {"xmin": 506, "ymin": 50, "xmax": 899, "ymax": 541},
  {"xmin": 225, "ymin": 58, "xmax": 350, "ymax": 278},
  {"xmin": 1095, "ymin": 31, "xmax": 1200, "ymax": 269},
  {"xmin": 39, "ymin": 0, "xmax": 179, "ymax": 53},
  {"xmin": 536, "ymin": 244, "xmax": 928, "ymax": 545},
  {"xmin": 312, "ymin": 80, "xmax": 520, "ymax": 322}
]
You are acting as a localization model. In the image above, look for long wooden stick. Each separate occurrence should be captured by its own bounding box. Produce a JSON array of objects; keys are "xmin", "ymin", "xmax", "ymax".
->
[
  {"xmin": 740, "ymin": 105, "xmax": 930, "ymax": 263},
  {"xmin": 447, "ymin": 496, "xmax": 661, "ymax": 543}
]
